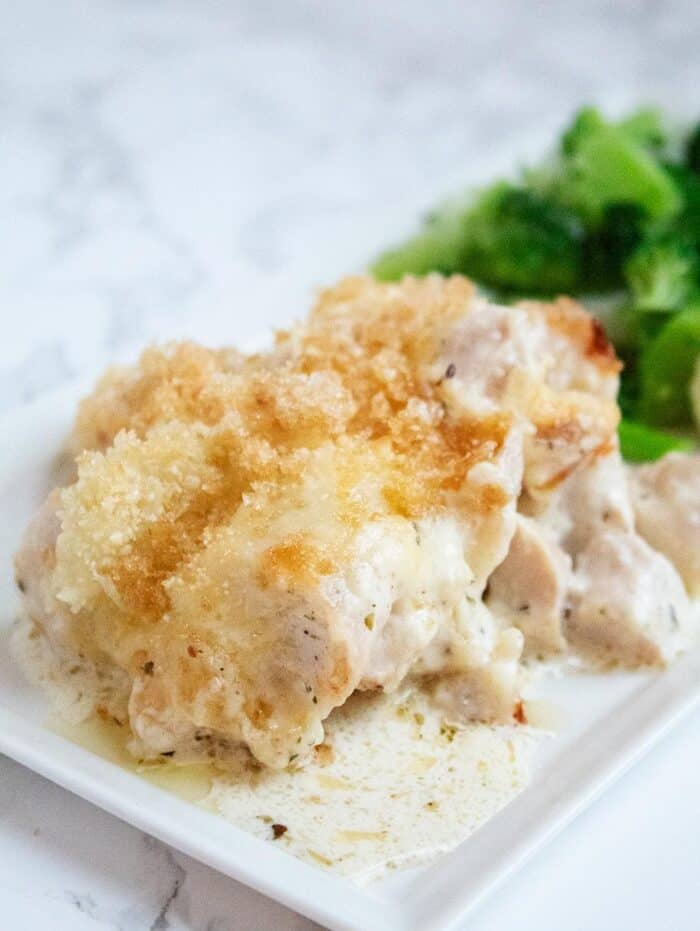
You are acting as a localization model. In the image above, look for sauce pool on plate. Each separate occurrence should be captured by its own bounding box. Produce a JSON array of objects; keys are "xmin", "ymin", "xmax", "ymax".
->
[{"xmin": 51, "ymin": 687, "xmax": 541, "ymax": 882}]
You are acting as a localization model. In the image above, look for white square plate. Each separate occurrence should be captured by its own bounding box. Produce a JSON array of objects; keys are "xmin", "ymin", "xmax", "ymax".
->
[{"xmin": 1, "ymin": 382, "xmax": 699, "ymax": 931}]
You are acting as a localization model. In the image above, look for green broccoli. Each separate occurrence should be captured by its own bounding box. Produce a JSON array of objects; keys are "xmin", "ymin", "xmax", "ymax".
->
[
  {"xmin": 624, "ymin": 233, "xmax": 699, "ymax": 312},
  {"xmin": 561, "ymin": 107, "xmax": 607, "ymax": 156},
  {"xmin": 638, "ymin": 307, "xmax": 700, "ymax": 425},
  {"xmin": 562, "ymin": 107, "xmax": 666, "ymax": 157},
  {"xmin": 616, "ymin": 108, "xmax": 667, "ymax": 151},
  {"xmin": 373, "ymin": 183, "xmax": 583, "ymax": 294},
  {"xmin": 631, "ymin": 309, "xmax": 674, "ymax": 349},
  {"xmin": 665, "ymin": 163, "xmax": 700, "ymax": 246},
  {"xmin": 456, "ymin": 183, "xmax": 583, "ymax": 294},
  {"xmin": 580, "ymin": 203, "xmax": 646, "ymax": 291},
  {"xmin": 555, "ymin": 109, "xmax": 681, "ymax": 227}
]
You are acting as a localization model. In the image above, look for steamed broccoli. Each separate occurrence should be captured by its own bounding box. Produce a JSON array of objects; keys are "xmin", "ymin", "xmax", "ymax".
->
[
  {"xmin": 555, "ymin": 109, "xmax": 681, "ymax": 226},
  {"xmin": 560, "ymin": 107, "xmax": 607, "ymax": 156},
  {"xmin": 580, "ymin": 203, "xmax": 646, "ymax": 291},
  {"xmin": 665, "ymin": 163, "xmax": 700, "ymax": 246},
  {"xmin": 374, "ymin": 183, "xmax": 583, "ymax": 294},
  {"xmin": 616, "ymin": 108, "xmax": 667, "ymax": 151},
  {"xmin": 638, "ymin": 307, "xmax": 700, "ymax": 425},
  {"xmin": 457, "ymin": 183, "xmax": 583, "ymax": 294},
  {"xmin": 374, "ymin": 107, "xmax": 681, "ymax": 291},
  {"xmin": 562, "ymin": 107, "xmax": 666, "ymax": 156},
  {"xmin": 624, "ymin": 233, "xmax": 699, "ymax": 312}
]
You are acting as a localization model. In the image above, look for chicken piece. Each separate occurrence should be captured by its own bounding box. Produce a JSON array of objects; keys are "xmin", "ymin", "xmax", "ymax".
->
[
  {"xmin": 433, "ymin": 296, "xmax": 619, "ymax": 412},
  {"xmin": 14, "ymin": 490, "xmax": 132, "ymax": 726},
  {"xmin": 486, "ymin": 515, "xmax": 571, "ymax": 658},
  {"xmin": 567, "ymin": 528, "xmax": 695, "ymax": 666},
  {"xmin": 426, "ymin": 613, "xmax": 524, "ymax": 724},
  {"xmin": 13, "ymin": 276, "xmax": 634, "ymax": 770},
  {"xmin": 519, "ymin": 445, "xmax": 697, "ymax": 664},
  {"xmin": 514, "ymin": 299, "xmax": 620, "ymax": 495},
  {"xmin": 629, "ymin": 453, "xmax": 700, "ymax": 598},
  {"xmin": 436, "ymin": 295, "xmax": 621, "ymax": 495},
  {"xmin": 523, "ymin": 448, "xmax": 635, "ymax": 557},
  {"xmin": 20, "ymin": 418, "xmax": 522, "ymax": 768}
]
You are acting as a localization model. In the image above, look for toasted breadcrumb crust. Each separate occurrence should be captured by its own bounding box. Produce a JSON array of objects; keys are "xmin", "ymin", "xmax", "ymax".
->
[
  {"xmin": 64, "ymin": 277, "xmax": 526, "ymax": 620},
  {"xmin": 57, "ymin": 274, "xmax": 618, "ymax": 666}
]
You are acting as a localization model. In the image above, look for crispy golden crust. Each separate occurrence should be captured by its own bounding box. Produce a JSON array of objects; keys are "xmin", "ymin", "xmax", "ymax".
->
[
  {"xmin": 63, "ymin": 277, "xmax": 514, "ymax": 619},
  {"xmin": 62, "ymin": 276, "xmax": 621, "ymax": 625},
  {"xmin": 72, "ymin": 343, "xmax": 243, "ymax": 453},
  {"xmin": 75, "ymin": 276, "xmax": 480, "ymax": 450}
]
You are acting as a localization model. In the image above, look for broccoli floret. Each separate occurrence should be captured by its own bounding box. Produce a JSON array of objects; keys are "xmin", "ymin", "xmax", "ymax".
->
[
  {"xmin": 457, "ymin": 183, "xmax": 583, "ymax": 294},
  {"xmin": 633, "ymin": 309, "xmax": 674, "ymax": 348},
  {"xmin": 580, "ymin": 203, "xmax": 646, "ymax": 291},
  {"xmin": 615, "ymin": 309, "xmax": 674, "ymax": 419},
  {"xmin": 373, "ymin": 183, "xmax": 583, "ymax": 294},
  {"xmin": 664, "ymin": 163, "xmax": 700, "ymax": 247},
  {"xmin": 555, "ymin": 109, "xmax": 681, "ymax": 227},
  {"xmin": 616, "ymin": 108, "xmax": 667, "ymax": 151},
  {"xmin": 638, "ymin": 307, "xmax": 700, "ymax": 425},
  {"xmin": 372, "ymin": 201, "xmax": 469, "ymax": 281},
  {"xmin": 686, "ymin": 122, "xmax": 700, "ymax": 175},
  {"xmin": 562, "ymin": 107, "xmax": 666, "ymax": 157},
  {"xmin": 561, "ymin": 107, "xmax": 607, "ymax": 156},
  {"xmin": 624, "ymin": 233, "xmax": 699, "ymax": 312}
]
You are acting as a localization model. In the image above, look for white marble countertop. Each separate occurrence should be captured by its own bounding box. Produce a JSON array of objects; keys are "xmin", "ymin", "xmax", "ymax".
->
[{"xmin": 3, "ymin": 1, "xmax": 700, "ymax": 928}]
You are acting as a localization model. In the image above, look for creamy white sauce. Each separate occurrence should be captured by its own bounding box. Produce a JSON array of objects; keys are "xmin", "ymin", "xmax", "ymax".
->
[
  {"xmin": 208, "ymin": 688, "xmax": 538, "ymax": 881},
  {"xmin": 12, "ymin": 617, "xmax": 538, "ymax": 882}
]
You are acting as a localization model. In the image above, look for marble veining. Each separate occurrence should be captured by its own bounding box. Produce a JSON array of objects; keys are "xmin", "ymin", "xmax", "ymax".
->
[{"xmin": 3, "ymin": 1, "xmax": 700, "ymax": 928}]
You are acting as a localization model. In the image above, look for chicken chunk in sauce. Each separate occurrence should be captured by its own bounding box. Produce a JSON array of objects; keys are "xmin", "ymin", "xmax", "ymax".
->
[{"xmin": 630, "ymin": 453, "xmax": 700, "ymax": 598}]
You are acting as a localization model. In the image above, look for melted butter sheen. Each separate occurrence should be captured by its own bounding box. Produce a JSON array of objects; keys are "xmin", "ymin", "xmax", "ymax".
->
[
  {"xmin": 52, "ymin": 689, "xmax": 539, "ymax": 882},
  {"xmin": 50, "ymin": 715, "xmax": 216, "ymax": 803}
]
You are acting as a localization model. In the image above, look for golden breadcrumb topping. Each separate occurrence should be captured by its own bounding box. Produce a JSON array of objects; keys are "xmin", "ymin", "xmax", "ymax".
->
[
  {"xmin": 72, "ymin": 342, "xmax": 242, "ymax": 453},
  {"xmin": 62, "ymin": 277, "xmax": 517, "ymax": 619},
  {"xmin": 60, "ymin": 276, "xmax": 621, "ymax": 627}
]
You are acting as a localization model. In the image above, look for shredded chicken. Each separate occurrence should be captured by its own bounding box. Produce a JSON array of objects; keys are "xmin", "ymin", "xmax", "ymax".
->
[{"xmin": 14, "ymin": 275, "xmax": 698, "ymax": 769}]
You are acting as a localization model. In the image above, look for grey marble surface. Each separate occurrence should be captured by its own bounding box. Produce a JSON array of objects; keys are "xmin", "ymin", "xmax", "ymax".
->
[{"xmin": 3, "ymin": 1, "xmax": 700, "ymax": 928}]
